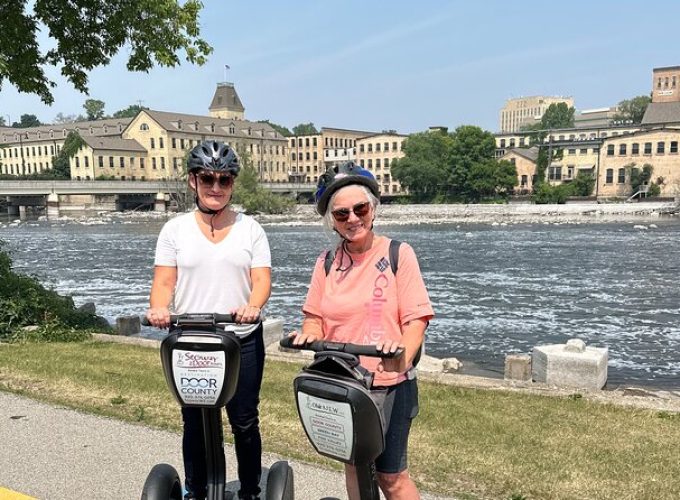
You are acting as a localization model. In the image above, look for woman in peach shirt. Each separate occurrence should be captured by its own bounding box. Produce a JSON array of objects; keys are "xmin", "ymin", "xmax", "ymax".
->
[{"xmin": 292, "ymin": 161, "xmax": 434, "ymax": 500}]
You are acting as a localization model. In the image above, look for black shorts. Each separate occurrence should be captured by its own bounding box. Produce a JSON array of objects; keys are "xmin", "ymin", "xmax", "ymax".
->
[{"xmin": 372, "ymin": 378, "xmax": 419, "ymax": 474}]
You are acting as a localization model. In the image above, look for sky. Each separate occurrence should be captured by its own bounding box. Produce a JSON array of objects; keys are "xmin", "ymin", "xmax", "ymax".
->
[{"xmin": 2, "ymin": 0, "xmax": 680, "ymax": 134}]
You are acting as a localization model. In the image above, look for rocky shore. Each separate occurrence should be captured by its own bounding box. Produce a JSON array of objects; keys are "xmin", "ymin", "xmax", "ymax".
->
[{"xmin": 256, "ymin": 201, "xmax": 680, "ymax": 226}]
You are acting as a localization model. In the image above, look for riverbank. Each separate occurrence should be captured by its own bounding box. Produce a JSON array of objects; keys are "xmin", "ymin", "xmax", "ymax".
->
[{"xmin": 257, "ymin": 200, "xmax": 680, "ymax": 225}]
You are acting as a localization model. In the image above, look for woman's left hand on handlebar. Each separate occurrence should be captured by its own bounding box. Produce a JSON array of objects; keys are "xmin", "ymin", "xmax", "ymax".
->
[
  {"xmin": 376, "ymin": 339, "xmax": 406, "ymax": 373},
  {"xmin": 234, "ymin": 304, "xmax": 261, "ymax": 324}
]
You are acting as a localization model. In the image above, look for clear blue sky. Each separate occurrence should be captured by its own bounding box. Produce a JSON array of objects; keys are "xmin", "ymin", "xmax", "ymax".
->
[{"xmin": 2, "ymin": 0, "xmax": 679, "ymax": 133}]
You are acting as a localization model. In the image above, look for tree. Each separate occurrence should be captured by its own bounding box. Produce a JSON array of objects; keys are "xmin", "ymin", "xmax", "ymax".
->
[
  {"xmin": 53, "ymin": 112, "xmax": 80, "ymax": 124},
  {"xmin": 540, "ymin": 102, "xmax": 575, "ymax": 129},
  {"xmin": 0, "ymin": 116, "xmax": 5, "ymax": 127},
  {"xmin": 231, "ymin": 150, "xmax": 295, "ymax": 214},
  {"xmin": 112, "ymin": 104, "xmax": 148, "ymax": 118},
  {"xmin": 613, "ymin": 95, "xmax": 651, "ymax": 124},
  {"xmin": 448, "ymin": 125, "xmax": 498, "ymax": 198},
  {"xmin": 292, "ymin": 123, "xmax": 319, "ymax": 136},
  {"xmin": 1, "ymin": 0, "xmax": 212, "ymax": 104},
  {"xmin": 51, "ymin": 131, "xmax": 84, "ymax": 179},
  {"xmin": 391, "ymin": 130, "xmax": 453, "ymax": 202},
  {"xmin": 570, "ymin": 171, "xmax": 596, "ymax": 197},
  {"xmin": 12, "ymin": 114, "xmax": 42, "ymax": 128},
  {"xmin": 467, "ymin": 159, "xmax": 517, "ymax": 200},
  {"xmin": 83, "ymin": 99, "xmax": 106, "ymax": 121},
  {"xmin": 257, "ymin": 120, "xmax": 292, "ymax": 137}
]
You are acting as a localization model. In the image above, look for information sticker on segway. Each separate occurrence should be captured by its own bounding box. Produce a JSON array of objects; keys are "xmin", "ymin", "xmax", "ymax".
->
[
  {"xmin": 297, "ymin": 392, "xmax": 354, "ymax": 461},
  {"xmin": 172, "ymin": 349, "xmax": 226, "ymax": 406}
]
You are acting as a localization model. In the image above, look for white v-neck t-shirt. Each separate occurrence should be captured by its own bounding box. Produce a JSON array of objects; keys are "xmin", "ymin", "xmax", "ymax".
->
[{"xmin": 154, "ymin": 211, "xmax": 271, "ymax": 315}]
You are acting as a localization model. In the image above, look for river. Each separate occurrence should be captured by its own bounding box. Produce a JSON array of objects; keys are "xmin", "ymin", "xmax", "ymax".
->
[{"xmin": 2, "ymin": 209, "xmax": 679, "ymax": 389}]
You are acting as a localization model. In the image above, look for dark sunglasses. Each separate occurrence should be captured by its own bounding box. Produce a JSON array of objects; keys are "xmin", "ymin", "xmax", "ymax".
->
[
  {"xmin": 196, "ymin": 172, "xmax": 234, "ymax": 189},
  {"xmin": 331, "ymin": 201, "xmax": 371, "ymax": 222}
]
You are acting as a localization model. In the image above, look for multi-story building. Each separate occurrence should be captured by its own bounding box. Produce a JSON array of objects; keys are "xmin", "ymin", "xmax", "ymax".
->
[
  {"xmin": 500, "ymin": 147, "xmax": 539, "ymax": 194},
  {"xmin": 0, "ymin": 84, "xmax": 290, "ymax": 182},
  {"xmin": 288, "ymin": 127, "xmax": 374, "ymax": 183},
  {"xmin": 70, "ymin": 109, "xmax": 289, "ymax": 181},
  {"xmin": 208, "ymin": 82, "xmax": 245, "ymax": 120},
  {"xmin": 356, "ymin": 132, "xmax": 407, "ymax": 196},
  {"xmin": 598, "ymin": 128, "xmax": 680, "ymax": 198},
  {"xmin": 574, "ymin": 107, "xmax": 618, "ymax": 128},
  {"xmin": 0, "ymin": 117, "xmax": 132, "ymax": 176},
  {"xmin": 499, "ymin": 96, "xmax": 574, "ymax": 133}
]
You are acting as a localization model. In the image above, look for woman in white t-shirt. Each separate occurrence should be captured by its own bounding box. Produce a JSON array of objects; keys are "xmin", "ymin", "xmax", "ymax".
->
[{"xmin": 146, "ymin": 141, "xmax": 271, "ymax": 500}]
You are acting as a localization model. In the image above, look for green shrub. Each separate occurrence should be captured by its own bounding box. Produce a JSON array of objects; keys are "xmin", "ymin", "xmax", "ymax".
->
[
  {"xmin": 532, "ymin": 183, "xmax": 571, "ymax": 204},
  {"xmin": 0, "ymin": 243, "xmax": 107, "ymax": 341}
]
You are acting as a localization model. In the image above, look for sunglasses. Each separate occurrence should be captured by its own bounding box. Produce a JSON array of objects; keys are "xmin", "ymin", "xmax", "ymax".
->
[
  {"xmin": 331, "ymin": 201, "xmax": 371, "ymax": 222},
  {"xmin": 196, "ymin": 172, "xmax": 234, "ymax": 189}
]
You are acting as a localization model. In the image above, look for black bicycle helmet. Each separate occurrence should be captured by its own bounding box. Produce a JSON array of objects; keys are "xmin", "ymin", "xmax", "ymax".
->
[
  {"xmin": 187, "ymin": 140, "xmax": 240, "ymax": 176},
  {"xmin": 315, "ymin": 161, "xmax": 380, "ymax": 215}
]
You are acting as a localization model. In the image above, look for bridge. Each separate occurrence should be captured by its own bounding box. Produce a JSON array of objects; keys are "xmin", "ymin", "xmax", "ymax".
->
[
  {"xmin": 0, "ymin": 180, "xmax": 316, "ymax": 196},
  {"xmin": 0, "ymin": 180, "xmax": 317, "ymax": 218}
]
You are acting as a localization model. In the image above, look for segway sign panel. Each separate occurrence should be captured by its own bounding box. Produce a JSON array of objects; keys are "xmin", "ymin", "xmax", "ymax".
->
[
  {"xmin": 172, "ymin": 349, "xmax": 226, "ymax": 406},
  {"xmin": 297, "ymin": 391, "xmax": 354, "ymax": 461}
]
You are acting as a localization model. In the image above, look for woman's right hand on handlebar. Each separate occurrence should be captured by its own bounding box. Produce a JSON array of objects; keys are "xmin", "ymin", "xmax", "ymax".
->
[
  {"xmin": 146, "ymin": 307, "xmax": 171, "ymax": 329},
  {"xmin": 288, "ymin": 330, "xmax": 323, "ymax": 346}
]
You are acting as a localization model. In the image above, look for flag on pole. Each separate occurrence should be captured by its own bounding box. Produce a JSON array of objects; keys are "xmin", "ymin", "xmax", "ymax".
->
[{"xmin": 225, "ymin": 64, "xmax": 230, "ymax": 70}]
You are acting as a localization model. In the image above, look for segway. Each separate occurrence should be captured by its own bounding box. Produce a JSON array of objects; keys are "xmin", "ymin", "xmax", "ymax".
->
[
  {"xmin": 141, "ymin": 313, "xmax": 294, "ymax": 500},
  {"xmin": 279, "ymin": 336, "xmax": 403, "ymax": 500}
]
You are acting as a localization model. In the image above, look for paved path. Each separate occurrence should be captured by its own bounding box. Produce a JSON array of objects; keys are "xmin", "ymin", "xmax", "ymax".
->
[{"xmin": 0, "ymin": 392, "xmax": 452, "ymax": 500}]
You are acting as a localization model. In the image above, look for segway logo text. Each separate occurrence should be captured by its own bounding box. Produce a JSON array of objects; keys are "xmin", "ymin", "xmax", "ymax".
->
[
  {"xmin": 180, "ymin": 377, "xmax": 219, "ymax": 396},
  {"xmin": 177, "ymin": 352, "xmax": 222, "ymax": 369}
]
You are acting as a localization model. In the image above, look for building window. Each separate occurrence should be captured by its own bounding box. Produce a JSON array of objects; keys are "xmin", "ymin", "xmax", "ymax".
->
[
  {"xmin": 644, "ymin": 142, "xmax": 652, "ymax": 154},
  {"xmin": 291, "ymin": 153, "xmax": 296, "ymax": 161},
  {"xmin": 360, "ymin": 144, "xmax": 365, "ymax": 153},
  {"xmin": 376, "ymin": 159, "xmax": 381, "ymax": 168},
  {"xmin": 368, "ymin": 144, "xmax": 373, "ymax": 152},
  {"xmin": 130, "ymin": 157, "xmax": 135, "ymax": 166},
  {"xmin": 75, "ymin": 157, "xmax": 80, "ymax": 168},
  {"xmin": 140, "ymin": 123, "xmax": 149, "ymax": 131},
  {"xmin": 140, "ymin": 158, "xmax": 145, "ymax": 169},
  {"xmin": 376, "ymin": 143, "xmax": 381, "ymax": 152},
  {"xmin": 657, "ymin": 142, "xmax": 665, "ymax": 154},
  {"xmin": 152, "ymin": 158, "xmax": 157, "ymax": 169},
  {"xmin": 119, "ymin": 157, "xmax": 124, "ymax": 168},
  {"xmin": 579, "ymin": 148, "xmax": 587, "ymax": 155},
  {"xmin": 161, "ymin": 157, "xmax": 165, "ymax": 169},
  {"xmin": 98, "ymin": 156, "xmax": 103, "ymax": 168},
  {"xmin": 393, "ymin": 142, "xmax": 398, "ymax": 151},
  {"xmin": 385, "ymin": 158, "xmax": 390, "ymax": 169},
  {"xmin": 305, "ymin": 138, "xmax": 310, "ymax": 147},
  {"xmin": 109, "ymin": 157, "xmax": 114, "ymax": 168},
  {"xmin": 509, "ymin": 138, "xmax": 515, "ymax": 147},
  {"xmin": 159, "ymin": 137, "xmax": 164, "ymax": 148},
  {"xmin": 568, "ymin": 148, "xmax": 576, "ymax": 155},
  {"xmin": 548, "ymin": 166, "xmax": 562, "ymax": 180},
  {"xmin": 619, "ymin": 144, "xmax": 627, "ymax": 155},
  {"xmin": 368, "ymin": 159, "xmax": 372, "ymax": 169},
  {"xmin": 500, "ymin": 139, "xmax": 506, "ymax": 148},
  {"xmin": 150, "ymin": 138, "xmax": 155, "ymax": 149},
  {"xmin": 617, "ymin": 168, "xmax": 626, "ymax": 184},
  {"xmin": 305, "ymin": 152, "xmax": 310, "ymax": 160},
  {"xmin": 313, "ymin": 152, "xmax": 317, "ymax": 160},
  {"xmin": 607, "ymin": 144, "xmax": 615, "ymax": 156},
  {"xmin": 298, "ymin": 153, "xmax": 302, "ymax": 161},
  {"xmin": 671, "ymin": 141, "xmax": 678, "ymax": 154},
  {"xmin": 313, "ymin": 137, "xmax": 317, "ymax": 147},
  {"xmin": 632, "ymin": 143, "xmax": 639, "ymax": 155},
  {"xmin": 605, "ymin": 169, "xmax": 613, "ymax": 183}
]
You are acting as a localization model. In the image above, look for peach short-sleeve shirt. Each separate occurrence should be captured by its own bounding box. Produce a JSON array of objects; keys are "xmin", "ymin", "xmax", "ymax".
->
[{"xmin": 303, "ymin": 236, "xmax": 434, "ymax": 386}]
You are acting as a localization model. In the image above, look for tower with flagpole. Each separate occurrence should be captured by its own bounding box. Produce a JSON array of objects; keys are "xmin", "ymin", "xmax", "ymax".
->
[{"xmin": 209, "ymin": 64, "xmax": 245, "ymax": 120}]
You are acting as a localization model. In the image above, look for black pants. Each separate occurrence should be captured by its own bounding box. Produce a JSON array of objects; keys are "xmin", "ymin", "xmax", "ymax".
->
[{"xmin": 182, "ymin": 325, "xmax": 265, "ymax": 498}]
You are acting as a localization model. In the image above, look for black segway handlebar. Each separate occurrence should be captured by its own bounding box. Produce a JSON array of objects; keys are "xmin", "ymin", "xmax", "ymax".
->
[
  {"xmin": 141, "ymin": 313, "xmax": 238, "ymax": 327},
  {"xmin": 279, "ymin": 335, "xmax": 403, "ymax": 359}
]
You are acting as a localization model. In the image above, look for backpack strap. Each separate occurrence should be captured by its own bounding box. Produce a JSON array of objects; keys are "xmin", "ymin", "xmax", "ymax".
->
[
  {"xmin": 323, "ymin": 247, "xmax": 336, "ymax": 276},
  {"xmin": 388, "ymin": 239, "xmax": 401, "ymax": 274}
]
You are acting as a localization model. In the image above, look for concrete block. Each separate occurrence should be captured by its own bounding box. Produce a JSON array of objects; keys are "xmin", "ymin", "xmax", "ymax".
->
[
  {"xmin": 116, "ymin": 316, "xmax": 141, "ymax": 336},
  {"xmin": 532, "ymin": 338, "xmax": 608, "ymax": 390},
  {"xmin": 504, "ymin": 353, "xmax": 532, "ymax": 381},
  {"xmin": 263, "ymin": 317, "xmax": 284, "ymax": 347}
]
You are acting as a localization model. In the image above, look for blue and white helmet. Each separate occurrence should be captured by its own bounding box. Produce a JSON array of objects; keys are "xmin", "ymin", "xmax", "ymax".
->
[{"xmin": 315, "ymin": 161, "xmax": 379, "ymax": 215}]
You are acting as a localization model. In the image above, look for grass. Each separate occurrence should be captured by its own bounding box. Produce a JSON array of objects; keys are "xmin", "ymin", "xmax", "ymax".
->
[{"xmin": 1, "ymin": 340, "xmax": 679, "ymax": 499}]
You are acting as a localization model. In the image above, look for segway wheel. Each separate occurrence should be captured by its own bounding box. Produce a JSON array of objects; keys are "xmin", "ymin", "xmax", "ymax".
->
[
  {"xmin": 265, "ymin": 460, "xmax": 294, "ymax": 500},
  {"xmin": 141, "ymin": 463, "xmax": 183, "ymax": 500}
]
